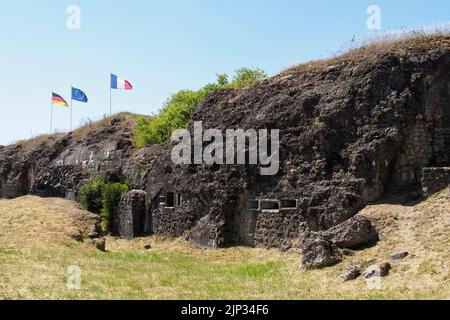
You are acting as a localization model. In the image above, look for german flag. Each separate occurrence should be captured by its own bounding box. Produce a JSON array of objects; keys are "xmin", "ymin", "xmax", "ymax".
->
[{"xmin": 51, "ymin": 92, "xmax": 69, "ymax": 107}]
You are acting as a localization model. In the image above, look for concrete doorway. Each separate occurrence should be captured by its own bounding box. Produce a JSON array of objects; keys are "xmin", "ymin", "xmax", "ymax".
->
[{"xmin": 238, "ymin": 201, "xmax": 259, "ymax": 247}]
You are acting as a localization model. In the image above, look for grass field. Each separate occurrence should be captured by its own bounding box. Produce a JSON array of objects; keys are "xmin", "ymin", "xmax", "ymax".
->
[{"xmin": 0, "ymin": 194, "xmax": 449, "ymax": 300}]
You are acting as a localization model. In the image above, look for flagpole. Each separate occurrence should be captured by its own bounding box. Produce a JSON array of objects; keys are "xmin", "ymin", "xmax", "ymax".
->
[
  {"xmin": 70, "ymin": 86, "xmax": 73, "ymax": 132},
  {"xmin": 109, "ymin": 86, "xmax": 112, "ymax": 117},
  {"xmin": 50, "ymin": 100, "xmax": 53, "ymax": 134}
]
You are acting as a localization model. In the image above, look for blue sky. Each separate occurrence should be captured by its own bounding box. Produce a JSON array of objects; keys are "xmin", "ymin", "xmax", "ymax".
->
[{"xmin": 0, "ymin": 0, "xmax": 449, "ymax": 145}]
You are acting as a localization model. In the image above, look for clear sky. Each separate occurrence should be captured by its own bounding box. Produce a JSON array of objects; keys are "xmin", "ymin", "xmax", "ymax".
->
[{"xmin": 0, "ymin": 0, "xmax": 449, "ymax": 145}]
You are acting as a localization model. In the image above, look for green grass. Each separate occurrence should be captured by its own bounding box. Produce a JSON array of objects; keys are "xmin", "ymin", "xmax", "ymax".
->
[{"xmin": 1, "ymin": 239, "xmax": 448, "ymax": 300}]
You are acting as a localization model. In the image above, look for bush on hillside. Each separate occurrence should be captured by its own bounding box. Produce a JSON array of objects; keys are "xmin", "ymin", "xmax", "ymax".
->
[
  {"xmin": 80, "ymin": 178, "xmax": 105, "ymax": 214},
  {"xmin": 100, "ymin": 182, "xmax": 129, "ymax": 232},
  {"xmin": 135, "ymin": 67, "xmax": 267, "ymax": 147},
  {"xmin": 79, "ymin": 178, "xmax": 129, "ymax": 232}
]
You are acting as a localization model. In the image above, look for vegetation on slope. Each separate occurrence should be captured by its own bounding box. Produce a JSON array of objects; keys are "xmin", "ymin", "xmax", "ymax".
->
[{"xmin": 135, "ymin": 67, "xmax": 267, "ymax": 147}]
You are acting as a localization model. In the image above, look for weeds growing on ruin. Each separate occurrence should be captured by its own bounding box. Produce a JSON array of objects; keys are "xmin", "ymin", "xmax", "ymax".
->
[{"xmin": 80, "ymin": 178, "xmax": 129, "ymax": 232}]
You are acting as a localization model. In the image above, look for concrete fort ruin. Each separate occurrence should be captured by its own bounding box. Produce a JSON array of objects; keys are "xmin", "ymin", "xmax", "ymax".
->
[{"xmin": 1, "ymin": 35, "xmax": 450, "ymax": 258}]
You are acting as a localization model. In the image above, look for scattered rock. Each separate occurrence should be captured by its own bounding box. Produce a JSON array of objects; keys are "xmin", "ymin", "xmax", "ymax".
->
[
  {"xmin": 70, "ymin": 232, "xmax": 84, "ymax": 242},
  {"xmin": 143, "ymin": 244, "xmax": 152, "ymax": 250},
  {"xmin": 338, "ymin": 260, "xmax": 362, "ymax": 282},
  {"xmin": 87, "ymin": 224, "xmax": 102, "ymax": 239},
  {"xmin": 323, "ymin": 215, "xmax": 379, "ymax": 249},
  {"xmin": 363, "ymin": 262, "xmax": 392, "ymax": 279},
  {"xmin": 301, "ymin": 237, "xmax": 342, "ymax": 270},
  {"xmin": 339, "ymin": 268, "xmax": 361, "ymax": 282},
  {"xmin": 389, "ymin": 251, "xmax": 409, "ymax": 260},
  {"xmin": 91, "ymin": 238, "xmax": 106, "ymax": 252}
]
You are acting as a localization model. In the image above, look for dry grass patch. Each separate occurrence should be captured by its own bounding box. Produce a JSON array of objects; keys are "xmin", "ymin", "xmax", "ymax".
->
[
  {"xmin": 0, "ymin": 196, "xmax": 98, "ymax": 249},
  {"xmin": 278, "ymin": 33, "xmax": 450, "ymax": 77},
  {"xmin": 12, "ymin": 134, "xmax": 66, "ymax": 151}
]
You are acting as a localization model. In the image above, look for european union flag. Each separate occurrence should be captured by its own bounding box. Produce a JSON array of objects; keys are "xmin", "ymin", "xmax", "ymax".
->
[{"xmin": 71, "ymin": 87, "xmax": 88, "ymax": 103}]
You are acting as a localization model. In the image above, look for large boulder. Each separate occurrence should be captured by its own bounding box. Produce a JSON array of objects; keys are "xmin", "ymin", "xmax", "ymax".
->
[
  {"xmin": 301, "ymin": 236, "xmax": 342, "ymax": 270},
  {"xmin": 322, "ymin": 215, "xmax": 379, "ymax": 249}
]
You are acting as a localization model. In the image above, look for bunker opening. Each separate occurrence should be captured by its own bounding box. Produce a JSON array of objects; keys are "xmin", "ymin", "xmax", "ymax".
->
[
  {"xmin": 165, "ymin": 192, "xmax": 175, "ymax": 208},
  {"xmin": 260, "ymin": 200, "xmax": 280, "ymax": 212},
  {"xmin": 280, "ymin": 199, "xmax": 297, "ymax": 210}
]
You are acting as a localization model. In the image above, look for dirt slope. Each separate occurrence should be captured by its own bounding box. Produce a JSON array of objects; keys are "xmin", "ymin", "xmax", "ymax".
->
[{"xmin": 359, "ymin": 190, "xmax": 449, "ymax": 293}]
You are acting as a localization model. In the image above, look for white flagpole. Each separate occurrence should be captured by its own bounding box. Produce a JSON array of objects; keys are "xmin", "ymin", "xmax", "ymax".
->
[{"xmin": 110, "ymin": 86, "xmax": 112, "ymax": 117}]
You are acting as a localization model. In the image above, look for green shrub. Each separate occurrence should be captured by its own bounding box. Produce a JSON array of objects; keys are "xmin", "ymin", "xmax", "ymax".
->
[
  {"xmin": 229, "ymin": 67, "xmax": 267, "ymax": 89},
  {"xmin": 79, "ymin": 178, "xmax": 105, "ymax": 214},
  {"xmin": 100, "ymin": 183, "xmax": 129, "ymax": 232},
  {"xmin": 135, "ymin": 67, "xmax": 267, "ymax": 147},
  {"xmin": 79, "ymin": 178, "xmax": 129, "ymax": 232}
]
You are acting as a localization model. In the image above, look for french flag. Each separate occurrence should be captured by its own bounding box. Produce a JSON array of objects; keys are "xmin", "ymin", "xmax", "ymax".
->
[{"xmin": 111, "ymin": 74, "xmax": 133, "ymax": 90}]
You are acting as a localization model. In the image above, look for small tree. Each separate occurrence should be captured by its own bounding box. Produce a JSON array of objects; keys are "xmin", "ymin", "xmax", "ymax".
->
[{"xmin": 216, "ymin": 73, "xmax": 229, "ymax": 86}]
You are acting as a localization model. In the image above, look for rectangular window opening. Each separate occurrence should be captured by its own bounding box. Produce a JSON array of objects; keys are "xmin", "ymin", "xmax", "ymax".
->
[
  {"xmin": 260, "ymin": 200, "xmax": 280, "ymax": 212},
  {"xmin": 281, "ymin": 199, "xmax": 297, "ymax": 210},
  {"xmin": 165, "ymin": 192, "xmax": 175, "ymax": 208}
]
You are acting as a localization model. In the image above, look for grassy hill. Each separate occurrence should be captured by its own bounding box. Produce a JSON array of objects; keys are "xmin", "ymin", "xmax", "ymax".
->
[{"xmin": 0, "ymin": 192, "xmax": 449, "ymax": 300}]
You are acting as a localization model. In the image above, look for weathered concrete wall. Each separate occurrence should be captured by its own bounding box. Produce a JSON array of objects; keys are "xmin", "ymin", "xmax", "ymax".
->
[
  {"xmin": 0, "ymin": 115, "xmax": 144, "ymax": 201},
  {"xmin": 421, "ymin": 167, "xmax": 450, "ymax": 196},
  {"xmin": 113, "ymin": 190, "xmax": 148, "ymax": 239}
]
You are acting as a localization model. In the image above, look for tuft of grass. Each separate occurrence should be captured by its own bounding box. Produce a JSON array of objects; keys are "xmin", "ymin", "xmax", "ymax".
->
[
  {"xmin": 279, "ymin": 32, "xmax": 450, "ymax": 76},
  {"xmin": 71, "ymin": 113, "xmax": 139, "ymax": 139},
  {"xmin": 12, "ymin": 133, "xmax": 65, "ymax": 151}
]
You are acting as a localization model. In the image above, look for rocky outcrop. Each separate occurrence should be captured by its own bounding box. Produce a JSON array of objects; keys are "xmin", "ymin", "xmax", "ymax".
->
[
  {"xmin": 143, "ymin": 35, "xmax": 450, "ymax": 251},
  {"xmin": 0, "ymin": 116, "xmax": 140, "ymax": 200},
  {"xmin": 31, "ymin": 165, "xmax": 87, "ymax": 199},
  {"xmin": 322, "ymin": 215, "xmax": 379, "ymax": 249}
]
